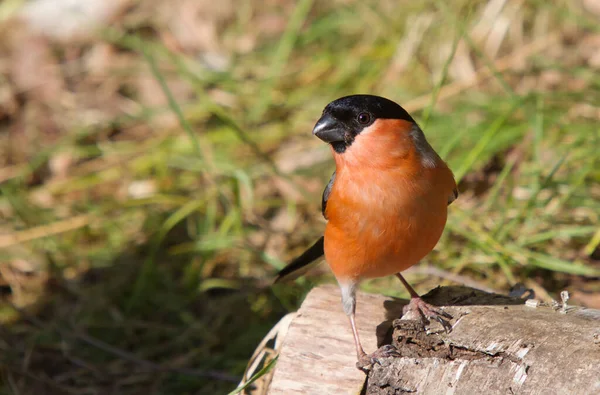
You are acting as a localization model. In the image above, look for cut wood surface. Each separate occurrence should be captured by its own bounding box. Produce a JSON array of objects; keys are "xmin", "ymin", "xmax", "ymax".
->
[{"xmin": 267, "ymin": 285, "xmax": 600, "ymax": 395}]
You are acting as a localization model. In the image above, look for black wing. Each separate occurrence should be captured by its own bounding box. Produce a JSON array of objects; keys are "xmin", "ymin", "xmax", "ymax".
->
[
  {"xmin": 274, "ymin": 172, "xmax": 335, "ymax": 283},
  {"xmin": 322, "ymin": 171, "xmax": 336, "ymax": 219},
  {"xmin": 448, "ymin": 186, "xmax": 459, "ymax": 205},
  {"xmin": 274, "ymin": 237, "xmax": 324, "ymax": 283}
]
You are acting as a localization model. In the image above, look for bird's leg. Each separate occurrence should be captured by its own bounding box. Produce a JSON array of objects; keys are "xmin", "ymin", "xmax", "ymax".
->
[
  {"xmin": 340, "ymin": 282, "xmax": 365, "ymax": 359},
  {"xmin": 348, "ymin": 310, "xmax": 366, "ymax": 359},
  {"xmin": 396, "ymin": 273, "xmax": 453, "ymax": 332},
  {"xmin": 339, "ymin": 282, "xmax": 400, "ymax": 372}
]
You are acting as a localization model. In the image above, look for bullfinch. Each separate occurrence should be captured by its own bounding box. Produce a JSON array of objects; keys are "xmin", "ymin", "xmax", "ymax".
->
[{"xmin": 275, "ymin": 94, "xmax": 458, "ymax": 370}]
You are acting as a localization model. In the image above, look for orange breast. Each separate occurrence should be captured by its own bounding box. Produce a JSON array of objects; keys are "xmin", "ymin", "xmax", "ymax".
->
[{"xmin": 323, "ymin": 121, "xmax": 456, "ymax": 281}]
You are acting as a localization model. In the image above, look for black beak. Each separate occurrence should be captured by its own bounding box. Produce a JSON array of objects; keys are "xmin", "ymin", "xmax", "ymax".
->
[{"xmin": 312, "ymin": 113, "xmax": 346, "ymax": 143}]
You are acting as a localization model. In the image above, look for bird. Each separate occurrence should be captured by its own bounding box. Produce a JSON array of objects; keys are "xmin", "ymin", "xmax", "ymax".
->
[{"xmin": 274, "ymin": 94, "xmax": 458, "ymax": 370}]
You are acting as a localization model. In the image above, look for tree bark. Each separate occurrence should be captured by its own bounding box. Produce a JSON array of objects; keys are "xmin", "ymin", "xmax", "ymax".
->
[{"xmin": 267, "ymin": 285, "xmax": 600, "ymax": 395}]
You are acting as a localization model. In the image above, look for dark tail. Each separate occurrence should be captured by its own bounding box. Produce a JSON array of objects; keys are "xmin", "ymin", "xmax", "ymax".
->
[{"xmin": 274, "ymin": 236, "xmax": 325, "ymax": 283}]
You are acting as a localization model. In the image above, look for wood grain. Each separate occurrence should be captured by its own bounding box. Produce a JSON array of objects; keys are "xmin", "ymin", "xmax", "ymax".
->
[
  {"xmin": 267, "ymin": 285, "xmax": 600, "ymax": 395},
  {"xmin": 268, "ymin": 284, "xmax": 393, "ymax": 395}
]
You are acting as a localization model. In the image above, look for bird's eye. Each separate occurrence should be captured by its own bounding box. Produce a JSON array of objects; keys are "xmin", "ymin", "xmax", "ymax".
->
[{"xmin": 357, "ymin": 112, "xmax": 371, "ymax": 125}]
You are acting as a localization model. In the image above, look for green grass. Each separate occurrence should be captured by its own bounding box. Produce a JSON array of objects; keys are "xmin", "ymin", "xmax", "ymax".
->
[{"xmin": 1, "ymin": 1, "xmax": 600, "ymax": 394}]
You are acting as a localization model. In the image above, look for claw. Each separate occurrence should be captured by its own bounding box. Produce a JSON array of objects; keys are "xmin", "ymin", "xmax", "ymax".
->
[
  {"xmin": 377, "ymin": 344, "xmax": 401, "ymax": 358},
  {"xmin": 434, "ymin": 315, "xmax": 453, "ymax": 333},
  {"xmin": 438, "ymin": 310, "xmax": 453, "ymax": 319},
  {"xmin": 403, "ymin": 297, "xmax": 453, "ymax": 332},
  {"xmin": 356, "ymin": 344, "xmax": 400, "ymax": 371}
]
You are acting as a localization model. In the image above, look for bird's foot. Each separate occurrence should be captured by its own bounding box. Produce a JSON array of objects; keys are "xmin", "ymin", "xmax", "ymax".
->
[
  {"xmin": 402, "ymin": 297, "xmax": 453, "ymax": 333},
  {"xmin": 356, "ymin": 344, "xmax": 400, "ymax": 372}
]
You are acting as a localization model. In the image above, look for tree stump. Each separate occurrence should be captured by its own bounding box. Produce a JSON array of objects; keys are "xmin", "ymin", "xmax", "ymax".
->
[{"xmin": 267, "ymin": 285, "xmax": 600, "ymax": 395}]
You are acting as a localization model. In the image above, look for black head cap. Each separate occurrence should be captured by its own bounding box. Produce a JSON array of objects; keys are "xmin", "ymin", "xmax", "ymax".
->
[{"xmin": 313, "ymin": 95, "xmax": 415, "ymax": 153}]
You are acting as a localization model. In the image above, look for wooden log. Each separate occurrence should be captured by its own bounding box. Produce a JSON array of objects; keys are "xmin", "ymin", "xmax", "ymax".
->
[{"xmin": 267, "ymin": 285, "xmax": 600, "ymax": 395}]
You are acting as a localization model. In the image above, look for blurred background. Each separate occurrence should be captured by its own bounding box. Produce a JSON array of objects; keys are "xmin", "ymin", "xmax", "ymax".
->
[{"xmin": 1, "ymin": 0, "xmax": 599, "ymax": 393}]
